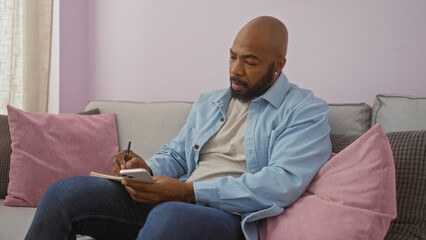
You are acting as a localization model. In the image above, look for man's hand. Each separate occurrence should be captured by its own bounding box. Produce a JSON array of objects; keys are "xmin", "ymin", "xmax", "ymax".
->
[
  {"xmin": 112, "ymin": 150, "xmax": 152, "ymax": 176},
  {"xmin": 123, "ymin": 176, "xmax": 195, "ymax": 204},
  {"xmin": 113, "ymin": 150, "xmax": 194, "ymax": 204}
]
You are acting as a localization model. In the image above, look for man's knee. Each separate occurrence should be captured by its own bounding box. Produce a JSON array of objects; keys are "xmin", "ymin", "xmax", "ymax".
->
[
  {"xmin": 41, "ymin": 176, "xmax": 89, "ymax": 207},
  {"xmin": 138, "ymin": 202, "xmax": 196, "ymax": 239},
  {"xmin": 146, "ymin": 201, "xmax": 190, "ymax": 224},
  {"xmin": 139, "ymin": 202, "xmax": 243, "ymax": 240}
]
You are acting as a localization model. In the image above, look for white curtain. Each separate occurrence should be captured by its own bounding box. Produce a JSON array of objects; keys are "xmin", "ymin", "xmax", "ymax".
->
[{"xmin": 0, "ymin": 0, "xmax": 53, "ymax": 114}]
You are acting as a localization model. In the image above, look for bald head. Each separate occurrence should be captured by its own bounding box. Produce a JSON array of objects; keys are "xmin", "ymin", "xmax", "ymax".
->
[
  {"xmin": 229, "ymin": 16, "xmax": 288, "ymax": 102},
  {"xmin": 235, "ymin": 16, "xmax": 288, "ymax": 58}
]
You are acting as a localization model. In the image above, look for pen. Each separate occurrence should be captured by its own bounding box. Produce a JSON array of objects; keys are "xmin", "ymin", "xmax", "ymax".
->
[{"xmin": 125, "ymin": 139, "xmax": 132, "ymax": 162}]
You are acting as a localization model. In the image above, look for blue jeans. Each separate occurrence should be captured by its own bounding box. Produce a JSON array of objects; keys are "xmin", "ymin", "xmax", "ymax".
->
[{"xmin": 25, "ymin": 176, "xmax": 244, "ymax": 240}]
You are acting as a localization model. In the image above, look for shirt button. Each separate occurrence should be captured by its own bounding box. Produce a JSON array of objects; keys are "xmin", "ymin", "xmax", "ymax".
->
[
  {"xmin": 220, "ymin": 118, "xmax": 225, "ymax": 122},
  {"xmin": 194, "ymin": 144, "xmax": 199, "ymax": 150}
]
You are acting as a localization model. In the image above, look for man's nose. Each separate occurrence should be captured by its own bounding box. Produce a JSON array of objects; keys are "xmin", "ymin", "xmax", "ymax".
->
[{"xmin": 230, "ymin": 59, "xmax": 244, "ymax": 76}]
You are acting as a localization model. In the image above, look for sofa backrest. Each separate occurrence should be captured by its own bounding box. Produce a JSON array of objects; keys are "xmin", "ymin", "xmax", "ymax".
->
[
  {"xmin": 86, "ymin": 100, "xmax": 192, "ymax": 159},
  {"xmin": 372, "ymin": 94, "xmax": 426, "ymax": 133},
  {"xmin": 328, "ymin": 103, "xmax": 372, "ymax": 135},
  {"xmin": 85, "ymin": 100, "xmax": 372, "ymax": 158},
  {"xmin": 86, "ymin": 94, "xmax": 426, "ymax": 158}
]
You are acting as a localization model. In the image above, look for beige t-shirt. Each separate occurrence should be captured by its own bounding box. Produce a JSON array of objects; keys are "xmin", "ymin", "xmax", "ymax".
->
[{"xmin": 186, "ymin": 98, "xmax": 249, "ymax": 183}]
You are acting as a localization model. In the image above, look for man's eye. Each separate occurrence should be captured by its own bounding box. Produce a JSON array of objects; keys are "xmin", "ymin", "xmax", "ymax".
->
[
  {"xmin": 246, "ymin": 62, "xmax": 256, "ymax": 66},
  {"xmin": 229, "ymin": 56, "xmax": 236, "ymax": 60}
]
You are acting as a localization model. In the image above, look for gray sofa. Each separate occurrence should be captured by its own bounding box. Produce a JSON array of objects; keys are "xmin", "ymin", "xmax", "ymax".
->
[{"xmin": 1, "ymin": 93, "xmax": 425, "ymax": 239}]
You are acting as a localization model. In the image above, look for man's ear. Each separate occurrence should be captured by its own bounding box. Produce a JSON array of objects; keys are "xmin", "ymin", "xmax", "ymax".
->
[{"xmin": 275, "ymin": 57, "xmax": 287, "ymax": 73}]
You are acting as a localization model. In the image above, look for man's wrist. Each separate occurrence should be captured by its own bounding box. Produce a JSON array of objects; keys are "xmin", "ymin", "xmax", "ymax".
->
[{"xmin": 184, "ymin": 182, "xmax": 196, "ymax": 203}]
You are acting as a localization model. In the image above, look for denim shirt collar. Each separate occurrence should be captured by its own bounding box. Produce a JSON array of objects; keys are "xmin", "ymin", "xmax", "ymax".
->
[
  {"xmin": 255, "ymin": 72, "xmax": 290, "ymax": 108},
  {"xmin": 210, "ymin": 72, "xmax": 290, "ymax": 110},
  {"xmin": 210, "ymin": 88, "xmax": 232, "ymax": 116}
]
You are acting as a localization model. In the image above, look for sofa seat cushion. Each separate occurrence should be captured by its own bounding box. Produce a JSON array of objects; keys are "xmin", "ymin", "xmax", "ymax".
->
[
  {"xmin": 0, "ymin": 200, "xmax": 95, "ymax": 239},
  {"xmin": 0, "ymin": 199, "xmax": 36, "ymax": 240}
]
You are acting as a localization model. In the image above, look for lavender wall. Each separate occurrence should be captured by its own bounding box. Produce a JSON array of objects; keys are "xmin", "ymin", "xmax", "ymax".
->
[
  {"xmin": 60, "ymin": 0, "xmax": 89, "ymax": 113},
  {"xmin": 60, "ymin": 0, "xmax": 426, "ymax": 113}
]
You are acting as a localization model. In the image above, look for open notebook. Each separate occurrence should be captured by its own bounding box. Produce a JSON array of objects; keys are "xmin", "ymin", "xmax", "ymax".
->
[{"xmin": 90, "ymin": 172, "xmax": 123, "ymax": 182}]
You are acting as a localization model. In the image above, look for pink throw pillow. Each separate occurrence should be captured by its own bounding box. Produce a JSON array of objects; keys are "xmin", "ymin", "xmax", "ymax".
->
[
  {"xmin": 4, "ymin": 105, "xmax": 119, "ymax": 207},
  {"xmin": 258, "ymin": 124, "xmax": 397, "ymax": 240}
]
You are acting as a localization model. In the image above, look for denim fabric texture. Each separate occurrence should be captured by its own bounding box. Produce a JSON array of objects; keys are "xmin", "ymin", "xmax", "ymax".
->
[{"xmin": 26, "ymin": 176, "xmax": 243, "ymax": 240}]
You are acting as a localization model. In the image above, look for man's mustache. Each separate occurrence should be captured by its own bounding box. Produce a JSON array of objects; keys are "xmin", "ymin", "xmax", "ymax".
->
[{"xmin": 230, "ymin": 76, "xmax": 248, "ymax": 88}]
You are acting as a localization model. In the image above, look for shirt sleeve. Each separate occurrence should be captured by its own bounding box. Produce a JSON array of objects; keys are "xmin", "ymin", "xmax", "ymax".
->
[{"xmin": 193, "ymin": 100, "xmax": 332, "ymax": 214}]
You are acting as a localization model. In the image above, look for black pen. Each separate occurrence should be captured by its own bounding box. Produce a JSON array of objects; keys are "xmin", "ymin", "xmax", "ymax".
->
[{"xmin": 125, "ymin": 139, "xmax": 132, "ymax": 162}]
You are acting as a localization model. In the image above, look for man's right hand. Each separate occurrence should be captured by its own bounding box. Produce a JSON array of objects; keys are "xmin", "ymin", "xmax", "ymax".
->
[{"xmin": 112, "ymin": 150, "xmax": 152, "ymax": 176}]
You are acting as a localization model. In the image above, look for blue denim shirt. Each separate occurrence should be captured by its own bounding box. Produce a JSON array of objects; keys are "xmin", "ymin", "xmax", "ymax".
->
[{"xmin": 146, "ymin": 73, "xmax": 332, "ymax": 240}]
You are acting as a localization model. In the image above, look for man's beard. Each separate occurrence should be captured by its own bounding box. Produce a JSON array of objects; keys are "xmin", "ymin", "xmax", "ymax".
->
[{"xmin": 230, "ymin": 63, "xmax": 275, "ymax": 103}]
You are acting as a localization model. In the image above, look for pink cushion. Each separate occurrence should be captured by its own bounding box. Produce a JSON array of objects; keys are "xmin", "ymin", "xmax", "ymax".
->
[
  {"xmin": 4, "ymin": 105, "xmax": 119, "ymax": 207},
  {"xmin": 258, "ymin": 124, "xmax": 397, "ymax": 240}
]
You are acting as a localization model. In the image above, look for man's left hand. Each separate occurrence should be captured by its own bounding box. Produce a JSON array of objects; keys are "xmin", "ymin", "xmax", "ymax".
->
[{"xmin": 122, "ymin": 176, "xmax": 195, "ymax": 204}]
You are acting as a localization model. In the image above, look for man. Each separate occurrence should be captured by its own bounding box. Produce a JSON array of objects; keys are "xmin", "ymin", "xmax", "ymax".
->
[{"xmin": 26, "ymin": 16, "xmax": 331, "ymax": 240}]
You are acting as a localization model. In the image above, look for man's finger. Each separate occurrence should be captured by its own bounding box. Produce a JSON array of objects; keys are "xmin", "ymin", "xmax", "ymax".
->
[
  {"xmin": 125, "ymin": 157, "xmax": 146, "ymax": 169},
  {"xmin": 125, "ymin": 186, "xmax": 160, "ymax": 203},
  {"xmin": 114, "ymin": 150, "xmax": 131, "ymax": 170},
  {"xmin": 123, "ymin": 179, "xmax": 154, "ymax": 191},
  {"xmin": 128, "ymin": 150, "xmax": 142, "ymax": 160},
  {"xmin": 114, "ymin": 150, "xmax": 126, "ymax": 163}
]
